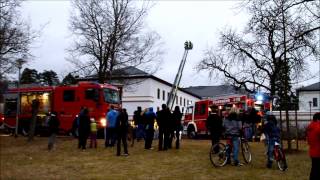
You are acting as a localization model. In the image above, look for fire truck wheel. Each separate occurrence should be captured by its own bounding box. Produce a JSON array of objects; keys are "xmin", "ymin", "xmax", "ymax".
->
[{"xmin": 187, "ymin": 126, "xmax": 196, "ymax": 139}]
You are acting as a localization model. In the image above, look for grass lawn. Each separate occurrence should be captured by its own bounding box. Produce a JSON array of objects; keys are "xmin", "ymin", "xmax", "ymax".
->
[{"xmin": 0, "ymin": 135, "xmax": 310, "ymax": 180}]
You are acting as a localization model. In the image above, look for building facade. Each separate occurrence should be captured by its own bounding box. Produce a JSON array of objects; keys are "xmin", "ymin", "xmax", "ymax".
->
[
  {"xmin": 122, "ymin": 77, "xmax": 200, "ymax": 118},
  {"xmin": 297, "ymin": 82, "xmax": 320, "ymax": 112}
]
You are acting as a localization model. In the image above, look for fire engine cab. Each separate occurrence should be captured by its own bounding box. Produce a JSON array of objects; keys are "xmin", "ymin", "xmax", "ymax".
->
[
  {"xmin": 3, "ymin": 81, "xmax": 121, "ymax": 135},
  {"xmin": 183, "ymin": 95, "xmax": 270, "ymax": 138}
]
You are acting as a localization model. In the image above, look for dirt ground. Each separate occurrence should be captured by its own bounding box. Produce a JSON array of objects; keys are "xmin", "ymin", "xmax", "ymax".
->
[{"xmin": 0, "ymin": 135, "xmax": 311, "ymax": 180}]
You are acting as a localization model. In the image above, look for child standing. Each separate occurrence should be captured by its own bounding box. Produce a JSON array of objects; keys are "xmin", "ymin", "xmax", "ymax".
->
[{"xmin": 90, "ymin": 118, "xmax": 97, "ymax": 148}]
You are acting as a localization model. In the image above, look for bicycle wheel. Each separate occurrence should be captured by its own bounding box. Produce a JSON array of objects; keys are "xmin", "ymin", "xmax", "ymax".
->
[
  {"xmin": 209, "ymin": 143, "xmax": 227, "ymax": 167},
  {"xmin": 277, "ymin": 149, "xmax": 288, "ymax": 171},
  {"xmin": 241, "ymin": 140, "xmax": 252, "ymax": 163}
]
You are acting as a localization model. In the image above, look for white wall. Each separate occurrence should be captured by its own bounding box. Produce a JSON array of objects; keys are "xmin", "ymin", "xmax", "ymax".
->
[
  {"xmin": 149, "ymin": 79, "xmax": 200, "ymax": 113},
  {"xmin": 299, "ymin": 91, "xmax": 320, "ymax": 112},
  {"xmin": 121, "ymin": 78, "xmax": 152, "ymax": 119},
  {"xmin": 121, "ymin": 77, "xmax": 200, "ymax": 119},
  {"xmin": 272, "ymin": 111, "xmax": 313, "ymax": 129}
]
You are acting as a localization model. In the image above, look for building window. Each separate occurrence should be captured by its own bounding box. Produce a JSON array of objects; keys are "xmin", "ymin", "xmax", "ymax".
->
[
  {"xmin": 163, "ymin": 90, "xmax": 165, "ymax": 101},
  {"xmin": 313, "ymin": 98, "xmax": 318, "ymax": 107},
  {"xmin": 187, "ymin": 100, "xmax": 189, "ymax": 106},
  {"xmin": 176, "ymin": 96, "xmax": 178, "ymax": 104},
  {"xmin": 168, "ymin": 92, "xmax": 170, "ymax": 101},
  {"xmin": 157, "ymin": 89, "xmax": 160, "ymax": 99},
  {"xmin": 184, "ymin": 98, "xmax": 186, "ymax": 106},
  {"xmin": 180, "ymin": 97, "xmax": 182, "ymax": 105}
]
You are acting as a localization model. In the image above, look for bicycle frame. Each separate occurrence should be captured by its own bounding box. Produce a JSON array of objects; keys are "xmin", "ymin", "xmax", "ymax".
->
[
  {"xmin": 273, "ymin": 141, "xmax": 284, "ymax": 161},
  {"xmin": 273, "ymin": 140, "xmax": 288, "ymax": 171}
]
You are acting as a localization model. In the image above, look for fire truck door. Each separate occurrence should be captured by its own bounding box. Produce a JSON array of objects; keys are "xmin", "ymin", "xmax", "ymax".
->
[{"xmin": 56, "ymin": 89, "xmax": 79, "ymax": 131}]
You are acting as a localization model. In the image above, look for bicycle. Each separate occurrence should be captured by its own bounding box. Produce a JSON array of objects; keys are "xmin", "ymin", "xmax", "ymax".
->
[
  {"xmin": 209, "ymin": 137, "xmax": 252, "ymax": 167},
  {"xmin": 273, "ymin": 140, "xmax": 288, "ymax": 171}
]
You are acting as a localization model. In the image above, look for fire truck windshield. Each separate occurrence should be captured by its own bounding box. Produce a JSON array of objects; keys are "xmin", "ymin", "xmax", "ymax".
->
[{"xmin": 103, "ymin": 88, "xmax": 120, "ymax": 104}]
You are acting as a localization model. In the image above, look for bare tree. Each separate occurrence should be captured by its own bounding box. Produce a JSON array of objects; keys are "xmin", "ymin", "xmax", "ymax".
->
[
  {"xmin": 197, "ymin": 0, "xmax": 319, "ymax": 150},
  {"xmin": 198, "ymin": 0, "xmax": 319, "ymax": 96},
  {"xmin": 0, "ymin": 0, "xmax": 38, "ymax": 80},
  {"xmin": 68, "ymin": 0, "xmax": 163, "ymax": 83}
]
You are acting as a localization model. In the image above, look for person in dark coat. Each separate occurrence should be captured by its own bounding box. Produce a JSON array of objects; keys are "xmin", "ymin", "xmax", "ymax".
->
[
  {"xmin": 263, "ymin": 114, "xmax": 281, "ymax": 169},
  {"xmin": 72, "ymin": 107, "xmax": 84, "ymax": 138},
  {"xmin": 248, "ymin": 108, "xmax": 260, "ymax": 141},
  {"xmin": 206, "ymin": 105, "xmax": 223, "ymax": 147},
  {"xmin": 172, "ymin": 106, "xmax": 183, "ymax": 149},
  {"xmin": 78, "ymin": 108, "xmax": 91, "ymax": 150},
  {"xmin": 144, "ymin": 107, "xmax": 156, "ymax": 150},
  {"xmin": 47, "ymin": 111, "xmax": 60, "ymax": 151},
  {"xmin": 116, "ymin": 108, "xmax": 129, "ymax": 156},
  {"xmin": 167, "ymin": 107, "xmax": 176, "ymax": 149},
  {"xmin": 156, "ymin": 104, "xmax": 171, "ymax": 151},
  {"xmin": 133, "ymin": 106, "xmax": 144, "ymax": 141},
  {"xmin": 241, "ymin": 110, "xmax": 253, "ymax": 141}
]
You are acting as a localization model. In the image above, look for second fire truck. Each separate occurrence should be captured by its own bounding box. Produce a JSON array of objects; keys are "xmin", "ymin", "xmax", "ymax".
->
[{"xmin": 183, "ymin": 95, "xmax": 270, "ymax": 138}]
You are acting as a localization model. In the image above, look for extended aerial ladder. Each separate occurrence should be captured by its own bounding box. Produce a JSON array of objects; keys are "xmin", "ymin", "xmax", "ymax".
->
[{"xmin": 166, "ymin": 41, "xmax": 193, "ymax": 111}]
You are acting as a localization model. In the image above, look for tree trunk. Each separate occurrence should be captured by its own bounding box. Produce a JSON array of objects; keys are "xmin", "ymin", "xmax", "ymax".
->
[
  {"xmin": 285, "ymin": 106, "xmax": 291, "ymax": 151},
  {"xmin": 98, "ymin": 72, "xmax": 105, "ymax": 84},
  {"xmin": 281, "ymin": 0, "xmax": 291, "ymax": 151},
  {"xmin": 295, "ymin": 100, "xmax": 299, "ymax": 150},
  {"xmin": 28, "ymin": 99, "xmax": 39, "ymax": 142},
  {"xmin": 279, "ymin": 108, "xmax": 283, "ymax": 146}
]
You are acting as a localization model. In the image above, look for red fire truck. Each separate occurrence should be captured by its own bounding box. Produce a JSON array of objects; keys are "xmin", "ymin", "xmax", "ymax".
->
[
  {"xmin": 183, "ymin": 95, "xmax": 270, "ymax": 138},
  {"xmin": 3, "ymin": 81, "xmax": 121, "ymax": 135}
]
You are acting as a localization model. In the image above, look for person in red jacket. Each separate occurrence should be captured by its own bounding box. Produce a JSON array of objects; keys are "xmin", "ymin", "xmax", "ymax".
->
[{"xmin": 306, "ymin": 112, "xmax": 320, "ymax": 180}]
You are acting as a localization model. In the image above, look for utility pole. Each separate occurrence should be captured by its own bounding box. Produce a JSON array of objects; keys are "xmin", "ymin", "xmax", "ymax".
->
[
  {"xmin": 15, "ymin": 58, "xmax": 26, "ymax": 137},
  {"xmin": 166, "ymin": 41, "xmax": 193, "ymax": 111}
]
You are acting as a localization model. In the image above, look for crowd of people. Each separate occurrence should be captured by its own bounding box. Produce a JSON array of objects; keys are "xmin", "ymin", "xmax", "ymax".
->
[
  {"xmin": 206, "ymin": 106, "xmax": 286, "ymax": 168},
  {"xmin": 206, "ymin": 106, "xmax": 263, "ymax": 166},
  {"xmin": 132, "ymin": 104, "xmax": 183, "ymax": 151},
  {"xmin": 205, "ymin": 106, "xmax": 320, "ymax": 179},
  {"xmin": 63, "ymin": 104, "xmax": 183, "ymax": 156},
  {"xmin": 44, "ymin": 105, "xmax": 320, "ymax": 179}
]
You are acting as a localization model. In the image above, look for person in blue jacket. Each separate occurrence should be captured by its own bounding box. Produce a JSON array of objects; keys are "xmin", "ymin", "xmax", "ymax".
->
[
  {"xmin": 144, "ymin": 107, "xmax": 156, "ymax": 150},
  {"xmin": 105, "ymin": 105, "xmax": 118, "ymax": 147}
]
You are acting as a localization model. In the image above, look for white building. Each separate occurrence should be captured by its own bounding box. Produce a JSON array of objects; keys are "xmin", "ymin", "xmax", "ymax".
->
[
  {"xmin": 116, "ymin": 67, "xmax": 201, "ymax": 118},
  {"xmin": 297, "ymin": 82, "xmax": 320, "ymax": 112},
  {"xmin": 122, "ymin": 78, "xmax": 200, "ymax": 117}
]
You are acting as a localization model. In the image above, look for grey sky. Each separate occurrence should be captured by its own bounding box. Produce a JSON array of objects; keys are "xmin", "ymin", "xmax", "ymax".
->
[{"xmin": 21, "ymin": 0, "xmax": 319, "ymax": 89}]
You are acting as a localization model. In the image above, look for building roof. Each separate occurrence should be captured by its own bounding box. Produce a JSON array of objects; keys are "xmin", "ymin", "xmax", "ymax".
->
[
  {"xmin": 112, "ymin": 66, "xmax": 149, "ymax": 77},
  {"xmin": 183, "ymin": 85, "xmax": 248, "ymax": 99},
  {"xmin": 297, "ymin": 82, "xmax": 320, "ymax": 92},
  {"xmin": 79, "ymin": 66, "xmax": 201, "ymax": 99}
]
